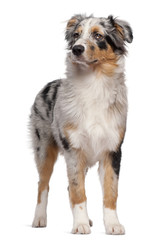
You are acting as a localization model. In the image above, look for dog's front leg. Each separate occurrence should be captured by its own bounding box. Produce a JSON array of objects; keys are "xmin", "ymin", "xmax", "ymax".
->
[
  {"xmin": 99, "ymin": 151, "xmax": 125, "ymax": 235},
  {"xmin": 65, "ymin": 150, "xmax": 91, "ymax": 234}
]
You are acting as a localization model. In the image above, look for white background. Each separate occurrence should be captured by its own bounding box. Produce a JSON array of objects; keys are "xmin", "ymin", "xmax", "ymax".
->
[{"xmin": 0, "ymin": 0, "xmax": 155, "ymax": 239}]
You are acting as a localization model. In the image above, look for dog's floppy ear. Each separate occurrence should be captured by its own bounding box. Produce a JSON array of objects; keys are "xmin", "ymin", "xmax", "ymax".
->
[
  {"xmin": 108, "ymin": 15, "xmax": 133, "ymax": 43},
  {"xmin": 65, "ymin": 14, "xmax": 85, "ymax": 41}
]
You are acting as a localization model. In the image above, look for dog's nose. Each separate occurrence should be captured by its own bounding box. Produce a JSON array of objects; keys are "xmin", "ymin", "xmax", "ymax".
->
[{"xmin": 72, "ymin": 45, "xmax": 85, "ymax": 56}]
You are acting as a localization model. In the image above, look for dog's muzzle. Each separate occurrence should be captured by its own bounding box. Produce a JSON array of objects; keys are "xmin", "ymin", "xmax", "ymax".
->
[{"xmin": 72, "ymin": 45, "xmax": 85, "ymax": 57}]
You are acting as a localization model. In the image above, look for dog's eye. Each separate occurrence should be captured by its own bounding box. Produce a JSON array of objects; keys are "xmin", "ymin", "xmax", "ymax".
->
[
  {"xmin": 94, "ymin": 33, "xmax": 104, "ymax": 40},
  {"xmin": 73, "ymin": 32, "xmax": 80, "ymax": 39}
]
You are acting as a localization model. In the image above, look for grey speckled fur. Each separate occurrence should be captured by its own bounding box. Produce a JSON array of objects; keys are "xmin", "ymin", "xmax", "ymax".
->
[{"xmin": 30, "ymin": 79, "xmax": 62, "ymax": 160}]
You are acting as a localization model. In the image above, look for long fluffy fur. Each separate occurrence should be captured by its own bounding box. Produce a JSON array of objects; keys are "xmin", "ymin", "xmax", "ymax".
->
[{"xmin": 30, "ymin": 14, "xmax": 133, "ymax": 234}]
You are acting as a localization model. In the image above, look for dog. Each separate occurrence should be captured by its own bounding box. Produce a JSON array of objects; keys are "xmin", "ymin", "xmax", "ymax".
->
[{"xmin": 30, "ymin": 14, "xmax": 133, "ymax": 235}]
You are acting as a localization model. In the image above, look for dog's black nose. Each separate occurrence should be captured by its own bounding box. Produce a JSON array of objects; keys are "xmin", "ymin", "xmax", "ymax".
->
[{"xmin": 72, "ymin": 45, "xmax": 85, "ymax": 56}]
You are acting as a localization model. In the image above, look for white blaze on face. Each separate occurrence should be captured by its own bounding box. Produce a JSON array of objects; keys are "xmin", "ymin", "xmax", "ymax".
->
[
  {"xmin": 74, "ymin": 18, "xmax": 101, "ymax": 48},
  {"xmin": 81, "ymin": 18, "xmax": 93, "ymax": 40}
]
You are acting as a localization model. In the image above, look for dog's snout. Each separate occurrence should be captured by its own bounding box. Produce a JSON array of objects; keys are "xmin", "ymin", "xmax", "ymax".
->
[{"xmin": 72, "ymin": 45, "xmax": 85, "ymax": 56}]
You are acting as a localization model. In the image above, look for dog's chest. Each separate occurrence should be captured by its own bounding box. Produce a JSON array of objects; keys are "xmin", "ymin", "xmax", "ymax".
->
[{"xmin": 66, "ymin": 78, "xmax": 122, "ymax": 163}]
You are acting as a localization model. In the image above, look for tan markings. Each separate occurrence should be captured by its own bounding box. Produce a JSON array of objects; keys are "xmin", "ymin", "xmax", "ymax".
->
[
  {"xmin": 119, "ymin": 128, "xmax": 126, "ymax": 143},
  {"xmin": 103, "ymin": 153, "xmax": 118, "ymax": 210},
  {"xmin": 63, "ymin": 123, "xmax": 77, "ymax": 145},
  {"xmin": 86, "ymin": 42, "xmax": 96, "ymax": 61},
  {"xmin": 107, "ymin": 99, "xmax": 126, "ymax": 152},
  {"xmin": 37, "ymin": 143, "xmax": 59, "ymax": 204},
  {"xmin": 76, "ymin": 25, "xmax": 82, "ymax": 34},
  {"xmin": 114, "ymin": 23, "xmax": 124, "ymax": 39},
  {"xmin": 67, "ymin": 18, "xmax": 77, "ymax": 28},
  {"xmin": 91, "ymin": 26, "xmax": 102, "ymax": 34},
  {"xmin": 112, "ymin": 127, "xmax": 126, "ymax": 152},
  {"xmin": 96, "ymin": 60, "xmax": 118, "ymax": 77},
  {"xmin": 79, "ymin": 206, "xmax": 83, "ymax": 210},
  {"xmin": 86, "ymin": 40, "xmax": 118, "ymax": 77},
  {"xmin": 64, "ymin": 123, "xmax": 77, "ymax": 135},
  {"xmin": 68, "ymin": 149, "xmax": 87, "ymax": 207},
  {"xmin": 111, "ymin": 128, "xmax": 126, "ymax": 152}
]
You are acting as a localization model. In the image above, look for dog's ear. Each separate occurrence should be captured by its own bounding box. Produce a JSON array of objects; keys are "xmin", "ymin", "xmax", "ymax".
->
[
  {"xmin": 108, "ymin": 15, "xmax": 133, "ymax": 43},
  {"xmin": 65, "ymin": 14, "xmax": 85, "ymax": 41}
]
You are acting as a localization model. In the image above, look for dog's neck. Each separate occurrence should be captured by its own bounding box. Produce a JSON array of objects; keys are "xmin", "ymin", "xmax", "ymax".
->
[
  {"xmin": 64, "ymin": 56, "xmax": 126, "ymax": 111},
  {"xmin": 65, "ymin": 55, "xmax": 125, "ymax": 85}
]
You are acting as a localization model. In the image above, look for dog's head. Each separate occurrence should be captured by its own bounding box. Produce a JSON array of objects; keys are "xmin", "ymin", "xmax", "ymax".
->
[{"xmin": 65, "ymin": 14, "xmax": 133, "ymax": 74}]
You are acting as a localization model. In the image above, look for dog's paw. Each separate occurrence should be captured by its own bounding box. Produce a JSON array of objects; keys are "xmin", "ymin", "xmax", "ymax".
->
[
  {"xmin": 105, "ymin": 223, "xmax": 125, "ymax": 235},
  {"xmin": 72, "ymin": 224, "xmax": 91, "ymax": 234},
  {"xmin": 32, "ymin": 215, "xmax": 47, "ymax": 228}
]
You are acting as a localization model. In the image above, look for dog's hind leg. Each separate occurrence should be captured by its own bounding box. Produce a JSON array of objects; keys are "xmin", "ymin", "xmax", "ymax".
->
[{"xmin": 32, "ymin": 142, "xmax": 58, "ymax": 227}]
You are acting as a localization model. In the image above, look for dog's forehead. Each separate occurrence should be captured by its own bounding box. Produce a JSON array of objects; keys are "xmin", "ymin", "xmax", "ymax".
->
[
  {"xmin": 79, "ymin": 17, "xmax": 107, "ymax": 34},
  {"xmin": 81, "ymin": 18, "xmax": 101, "ymax": 28}
]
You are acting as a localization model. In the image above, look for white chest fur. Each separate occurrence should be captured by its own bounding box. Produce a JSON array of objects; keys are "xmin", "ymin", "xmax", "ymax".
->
[{"xmin": 62, "ymin": 71, "xmax": 127, "ymax": 166}]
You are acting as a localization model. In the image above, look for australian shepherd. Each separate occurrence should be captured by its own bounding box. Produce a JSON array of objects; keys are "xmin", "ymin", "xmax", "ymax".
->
[{"xmin": 30, "ymin": 14, "xmax": 133, "ymax": 235}]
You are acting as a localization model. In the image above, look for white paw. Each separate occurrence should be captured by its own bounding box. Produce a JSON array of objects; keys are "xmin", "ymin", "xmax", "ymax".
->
[
  {"xmin": 105, "ymin": 224, "xmax": 125, "ymax": 235},
  {"xmin": 72, "ymin": 224, "xmax": 91, "ymax": 234},
  {"xmin": 32, "ymin": 215, "xmax": 47, "ymax": 228}
]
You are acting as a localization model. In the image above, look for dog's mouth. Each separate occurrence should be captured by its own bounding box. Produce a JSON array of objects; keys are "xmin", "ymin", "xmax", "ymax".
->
[
  {"xmin": 88, "ymin": 59, "xmax": 98, "ymax": 64},
  {"xmin": 71, "ymin": 54, "xmax": 98, "ymax": 66}
]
